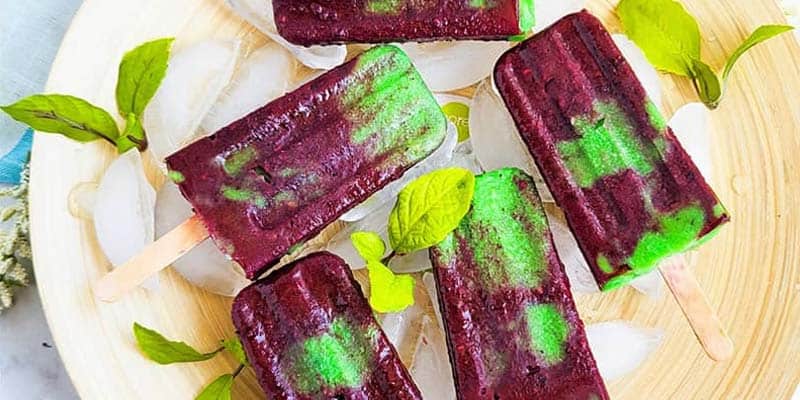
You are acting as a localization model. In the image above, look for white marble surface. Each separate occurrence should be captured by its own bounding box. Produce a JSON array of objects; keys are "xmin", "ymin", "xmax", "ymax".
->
[
  {"xmin": 1, "ymin": 0, "xmax": 83, "ymax": 397},
  {"xmin": 0, "ymin": 285, "xmax": 78, "ymax": 399}
]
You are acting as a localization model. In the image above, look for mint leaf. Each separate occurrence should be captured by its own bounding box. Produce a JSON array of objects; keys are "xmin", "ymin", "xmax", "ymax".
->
[
  {"xmin": 222, "ymin": 338, "xmax": 249, "ymax": 366},
  {"xmin": 367, "ymin": 260, "xmax": 415, "ymax": 313},
  {"xmin": 196, "ymin": 374, "xmax": 234, "ymax": 400},
  {"xmin": 116, "ymin": 38, "xmax": 174, "ymax": 118},
  {"xmin": 722, "ymin": 25, "xmax": 794, "ymax": 81},
  {"xmin": 617, "ymin": 0, "xmax": 701, "ymax": 76},
  {"xmin": 689, "ymin": 58, "xmax": 723, "ymax": 109},
  {"xmin": 116, "ymin": 113, "xmax": 147, "ymax": 153},
  {"xmin": 1, "ymin": 94, "xmax": 119, "ymax": 144},
  {"xmin": 389, "ymin": 168, "xmax": 475, "ymax": 254},
  {"xmin": 133, "ymin": 323, "xmax": 221, "ymax": 365},
  {"xmin": 351, "ymin": 231, "xmax": 386, "ymax": 263}
]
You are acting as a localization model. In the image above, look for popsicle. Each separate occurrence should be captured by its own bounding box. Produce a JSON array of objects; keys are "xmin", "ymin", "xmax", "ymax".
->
[
  {"xmin": 493, "ymin": 11, "xmax": 729, "ymax": 291},
  {"xmin": 429, "ymin": 168, "xmax": 609, "ymax": 400},
  {"xmin": 272, "ymin": 0, "xmax": 536, "ymax": 45},
  {"xmin": 233, "ymin": 252, "xmax": 422, "ymax": 399},
  {"xmin": 165, "ymin": 45, "xmax": 448, "ymax": 280}
]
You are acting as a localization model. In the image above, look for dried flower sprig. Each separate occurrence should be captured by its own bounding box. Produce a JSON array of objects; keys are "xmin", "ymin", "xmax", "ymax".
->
[{"xmin": 0, "ymin": 165, "xmax": 31, "ymax": 313}]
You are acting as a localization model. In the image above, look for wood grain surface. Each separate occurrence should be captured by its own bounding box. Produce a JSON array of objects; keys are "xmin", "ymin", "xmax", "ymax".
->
[{"xmin": 29, "ymin": 0, "xmax": 800, "ymax": 399}]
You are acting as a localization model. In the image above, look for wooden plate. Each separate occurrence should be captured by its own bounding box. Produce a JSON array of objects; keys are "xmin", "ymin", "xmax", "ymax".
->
[{"xmin": 29, "ymin": 0, "xmax": 800, "ymax": 398}]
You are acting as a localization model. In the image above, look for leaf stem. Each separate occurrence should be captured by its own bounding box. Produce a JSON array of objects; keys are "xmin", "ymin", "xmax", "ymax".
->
[
  {"xmin": 126, "ymin": 134, "xmax": 148, "ymax": 151},
  {"xmin": 381, "ymin": 250, "xmax": 397, "ymax": 264},
  {"xmin": 31, "ymin": 110, "xmax": 117, "ymax": 145},
  {"xmin": 232, "ymin": 364, "xmax": 245, "ymax": 378}
]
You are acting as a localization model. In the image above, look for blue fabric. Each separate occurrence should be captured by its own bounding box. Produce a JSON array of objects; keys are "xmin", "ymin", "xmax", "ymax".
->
[
  {"xmin": 0, "ymin": 129, "xmax": 33, "ymax": 184},
  {"xmin": 0, "ymin": 0, "xmax": 84, "ymax": 184}
]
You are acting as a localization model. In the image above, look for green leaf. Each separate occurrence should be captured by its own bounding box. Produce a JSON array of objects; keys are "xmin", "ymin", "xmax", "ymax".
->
[
  {"xmin": 689, "ymin": 58, "xmax": 723, "ymax": 109},
  {"xmin": 116, "ymin": 38, "xmax": 174, "ymax": 117},
  {"xmin": 222, "ymin": 338, "xmax": 249, "ymax": 366},
  {"xmin": 350, "ymin": 231, "xmax": 386, "ymax": 263},
  {"xmin": 617, "ymin": 0, "xmax": 701, "ymax": 76},
  {"xmin": 117, "ymin": 113, "xmax": 147, "ymax": 152},
  {"xmin": 1, "ymin": 94, "xmax": 120, "ymax": 144},
  {"xmin": 195, "ymin": 374, "xmax": 234, "ymax": 400},
  {"xmin": 366, "ymin": 260, "xmax": 415, "ymax": 313},
  {"xmin": 722, "ymin": 25, "xmax": 794, "ymax": 81},
  {"xmin": 389, "ymin": 168, "xmax": 475, "ymax": 254},
  {"xmin": 133, "ymin": 322, "xmax": 221, "ymax": 365}
]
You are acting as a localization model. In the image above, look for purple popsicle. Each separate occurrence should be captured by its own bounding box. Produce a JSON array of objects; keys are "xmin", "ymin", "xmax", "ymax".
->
[
  {"xmin": 430, "ymin": 168, "xmax": 609, "ymax": 400},
  {"xmin": 232, "ymin": 252, "xmax": 422, "ymax": 399},
  {"xmin": 166, "ymin": 45, "xmax": 447, "ymax": 279},
  {"xmin": 494, "ymin": 11, "xmax": 729, "ymax": 290},
  {"xmin": 272, "ymin": 0, "xmax": 536, "ymax": 45}
]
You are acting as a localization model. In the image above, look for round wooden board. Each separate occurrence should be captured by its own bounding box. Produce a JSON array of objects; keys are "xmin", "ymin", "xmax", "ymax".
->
[{"xmin": 29, "ymin": 0, "xmax": 800, "ymax": 399}]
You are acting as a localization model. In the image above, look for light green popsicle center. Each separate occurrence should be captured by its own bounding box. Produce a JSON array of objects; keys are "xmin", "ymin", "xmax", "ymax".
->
[
  {"xmin": 460, "ymin": 169, "xmax": 550, "ymax": 289},
  {"xmin": 343, "ymin": 46, "xmax": 447, "ymax": 161},
  {"xmin": 628, "ymin": 205, "xmax": 706, "ymax": 271},
  {"xmin": 518, "ymin": 0, "xmax": 536, "ymax": 33},
  {"xmin": 286, "ymin": 318, "xmax": 375, "ymax": 394},
  {"xmin": 525, "ymin": 303, "xmax": 569, "ymax": 365},
  {"xmin": 602, "ymin": 205, "xmax": 711, "ymax": 291},
  {"xmin": 365, "ymin": 0, "xmax": 404, "ymax": 14},
  {"xmin": 560, "ymin": 100, "xmax": 655, "ymax": 188},
  {"xmin": 223, "ymin": 145, "xmax": 257, "ymax": 176}
]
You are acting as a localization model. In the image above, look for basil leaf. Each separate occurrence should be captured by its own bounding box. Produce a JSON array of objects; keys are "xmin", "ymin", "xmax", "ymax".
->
[
  {"xmin": 116, "ymin": 38, "xmax": 174, "ymax": 118},
  {"xmin": 722, "ymin": 25, "xmax": 794, "ymax": 81},
  {"xmin": 350, "ymin": 231, "xmax": 386, "ymax": 263},
  {"xmin": 689, "ymin": 59, "xmax": 723, "ymax": 109},
  {"xmin": 196, "ymin": 374, "xmax": 234, "ymax": 400},
  {"xmin": 133, "ymin": 322, "xmax": 221, "ymax": 365},
  {"xmin": 222, "ymin": 338, "xmax": 249, "ymax": 366},
  {"xmin": 389, "ymin": 168, "xmax": 475, "ymax": 254},
  {"xmin": 1, "ymin": 94, "xmax": 119, "ymax": 144},
  {"xmin": 367, "ymin": 260, "xmax": 415, "ymax": 313},
  {"xmin": 617, "ymin": 0, "xmax": 701, "ymax": 76}
]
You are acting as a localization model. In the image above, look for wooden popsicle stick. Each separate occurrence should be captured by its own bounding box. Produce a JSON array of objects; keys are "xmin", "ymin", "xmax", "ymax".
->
[
  {"xmin": 659, "ymin": 257, "xmax": 734, "ymax": 361},
  {"xmin": 93, "ymin": 215, "xmax": 209, "ymax": 303}
]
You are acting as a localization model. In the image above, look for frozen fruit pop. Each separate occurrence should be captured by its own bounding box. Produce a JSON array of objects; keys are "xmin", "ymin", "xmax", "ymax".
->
[
  {"xmin": 166, "ymin": 45, "xmax": 448, "ymax": 280},
  {"xmin": 232, "ymin": 252, "xmax": 422, "ymax": 399},
  {"xmin": 494, "ymin": 11, "xmax": 729, "ymax": 291},
  {"xmin": 272, "ymin": 0, "xmax": 536, "ymax": 45},
  {"xmin": 429, "ymin": 168, "xmax": 609, "ymax": 400}
]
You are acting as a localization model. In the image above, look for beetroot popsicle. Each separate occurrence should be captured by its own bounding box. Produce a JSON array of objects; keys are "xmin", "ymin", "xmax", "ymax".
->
[
  {"xmin": 494, "ymin": 11, "xmax": 729, "ymax": 291},
  {"xmin": 429, "ymin": 168, "xmax": 609, "ymax": 400},
  {"xmin": 166, "ymin": 45, "xmax": 448, "ymax": 280},
  {"xmin": 272, "ymin": 0, "xmax": 536, "ymax": 45},
  {"xmin": 232, "ymin": 252, "xmax": 422, "ymax": 399}
]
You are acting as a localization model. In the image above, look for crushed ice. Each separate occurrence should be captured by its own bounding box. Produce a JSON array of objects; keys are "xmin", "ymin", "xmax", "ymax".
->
[
  {"xmin": 612, "ymin": 34, "xmax": 663, "ymax": 107},
  {"xmin": 411, "ymin": 316, "xmax": 457, "ymax": 400},
  {"xmin": 670, "ymin": 102, "xmax": 713, "ymax": 182},
  {"xmin": 469, "ymin": 79, "xmax": 553, "ymax": 202},
  {"xmin": 201, "ymin": 43, "xmax": 296, "ymax": 134},
  {"xmin": 225, "ymin": 0, "xmax": 346, "ymax": 69},
  {"xmin": 400, "ymin": 41, "xmax": 509, "ymax": 92},
  {"xmin": 155, "ymin": 182, "xmax": 250, "ymax": 297},
  {"xmin": 144, "ymin": 39, "xmax": 241, "ymax": 161},
  {"xmin": 93, "ymin": 150, "xmax": 158, "ymax": 290},
  {"xmin": 534, "ymin": 0, "xmax": 587, "ymax": 32},
  {"xmin": 586, "ymin": 321, "xmax": 664, "ymax": 381}
]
